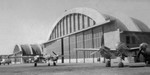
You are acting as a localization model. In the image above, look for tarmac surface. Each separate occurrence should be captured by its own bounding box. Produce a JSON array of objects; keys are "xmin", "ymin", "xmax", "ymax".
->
[{"xmin": 0, "ymin": 62, "xmax": 150, "ymax": 75}]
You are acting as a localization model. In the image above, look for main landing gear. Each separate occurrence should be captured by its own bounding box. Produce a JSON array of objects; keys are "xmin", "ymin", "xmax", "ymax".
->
[
  {"xmin": 48, "ymin": 63, "xmax": 50, "ymax": 66},
  {"xmin": 106, "ymin": 60, "xmax": 111, "ymax": 67},
  {"xmin": 105, "ymin": 59, "xmax": 124, "ymax": 68},
  {"xmin": 53, "ymin": 62, "xmax": 56, "ymax": 66},
  {"xmin": 34, "ymin": 63, "xmax": 37, "ymax": 67},
  {"xmin": 118, "ymin": 62, "xmax": 124, "ymax": 67},
  {"xmin": 48, "ymin": 62, "xmax": 56, "ymax": 66}
]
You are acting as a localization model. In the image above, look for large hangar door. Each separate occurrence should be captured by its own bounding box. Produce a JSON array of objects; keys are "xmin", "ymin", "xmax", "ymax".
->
[
  {"xmin": 104, "ymin": 29, "xmax": 120, "ymax": 49},
  {"xmin": 76, "ymin": 32, "xmax": 84, "ymax": 59},
  {"xmin": 69, "ymin": 35, "xmax": 76, "ymax": 62},
  {"xmin": 93, "ymin": 26, "xmax": 103, "ymax": 58},
  {"xmin": 93, "ymin": 26, "xmax": 103, "ymax": 48},
  {"xmin": 63, "ymin": 37, "xmax": 70, "ymax": 63},
  {"xmin": 44, "ymin": 40, "xmax": 61, "ymax": 56},
  {"xmin": 84, "ymin": 30, "xmax": 92, "ymax": 48}
]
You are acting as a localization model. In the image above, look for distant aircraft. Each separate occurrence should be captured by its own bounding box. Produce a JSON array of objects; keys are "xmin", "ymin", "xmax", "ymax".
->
[
  {"xmin": 10, "ymin": 51, "xmax": 63, "ymax": 67},
  {"xmin": 86, "ymin": 42, "xmax": 150, "ymax": 67},
  {"xmin": 0, "ymin": 59, "xmax": 11, "ymax": 65},
  {"xmin": 33, "ymin": 51, "xmax": 63, "ymax": 67}
]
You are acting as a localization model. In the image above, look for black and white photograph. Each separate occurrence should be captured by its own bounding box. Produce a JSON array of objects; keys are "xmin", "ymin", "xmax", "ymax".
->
[{"xmin": 0, "ymin": 0, "xmax": 150, "ymax": 75}]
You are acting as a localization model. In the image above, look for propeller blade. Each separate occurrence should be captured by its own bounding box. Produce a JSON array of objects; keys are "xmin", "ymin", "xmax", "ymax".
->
[
  {"xmin": 52, "ymin": 51, "xmax": 57, "ymax": 55},
  {"xmin": 90, "ymin": 50, "xmax": 100, "ymax": 56},
  {"xmin": 58, "ymin": 55, "xmax": 64, "ymax": 57}
]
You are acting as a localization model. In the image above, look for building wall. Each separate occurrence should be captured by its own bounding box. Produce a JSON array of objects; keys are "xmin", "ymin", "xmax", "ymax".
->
[
  {"xmin": 44, "ymin": 40, "xmax": 62, "ymax": 55},
  {"xmin": 13, "ymin": 45, "xmax": 22, "ymax": 63},
  {"xmin": 120, "ymin": 32, "xmax": 150, "ymax": 62},
  {"xmin": 49, "ymin": 13, "xmax": 96, "ymax": 40},
  {"xmin": 63, "ymin": 36, "xmax": 70, "ymax": 63},
  {"xmin": 120, "ymin": 32, "xmax": 150, "ymax": 47},
  {"xmin": 45, "ymin": 8, "xmax": 150, "ymax": 63},
  {"xmin": 93, "ymin": 26, "xmax": 103, "ymax": 48},
  {"xmin": 45, "ymin": 21, "xmax": 120, "ymax": 63},
  {"xmin": 13, "ymin": 44, "xmax": 43, "ymax": 63},
  {"xmin": 84, "ymin": 29, "xmax": 93, "ymax": 48},
  {"xmin": 104, "ymin": 30, "xmax": 120, "ymax": 49}
]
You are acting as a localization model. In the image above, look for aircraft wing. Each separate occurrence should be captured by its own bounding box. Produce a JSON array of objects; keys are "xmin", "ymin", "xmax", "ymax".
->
[
  {"xmin": 76, "ymin": 48, "xmax": 99, "ymax": 56},
  {"xmin": 76, "ymin": 48, "xmax": 99, "ymax": 51},
  {"xmin": 76, "ymin": 47, "xmax": 118, "ymax": 59},
  {"xmin": 128, "ymin": 47, "xmax": 139, "ymax": 52},
  {"xmin": 76, "ymin": 46, "xmax": 140, "ymax": 59},
  {"xmin": 9, "ymin": 56, "xmax": 35, "ymax": 58},
  {"xmin": 99, "ymin": 47, "xmax": 117, "ymax": 59}
]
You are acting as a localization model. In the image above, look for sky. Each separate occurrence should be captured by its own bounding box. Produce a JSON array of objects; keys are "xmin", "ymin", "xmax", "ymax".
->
[{"xmin": 0, "ymin": 0, "xmax": 150, "ymax": 55}]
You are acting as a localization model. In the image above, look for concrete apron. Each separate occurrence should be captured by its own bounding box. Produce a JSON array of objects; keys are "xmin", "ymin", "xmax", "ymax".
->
[{"xmin": 56, "ymin": 57, "xmax": 135, "ymax": 64}]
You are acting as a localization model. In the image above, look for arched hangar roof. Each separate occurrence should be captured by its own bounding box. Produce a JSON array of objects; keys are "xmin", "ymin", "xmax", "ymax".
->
[
  {"xmin": 49, "ymin": 7, "xmax": 150, "ymax": 41},
  {"xmin": 49, "ymin": 7, "xmax": 108, "ymax": 40},
  {"xmin": 13, "ymin": 44, "xmax": 22, "ymax": 55},
  {"xmin": 103, "ymin": 13, "xmax": 150, "ymax": 32},
  {"xmin": 30, "ymin": 44, "xmax": 43, "ymax": 55},
  {"xmin": 52, "ymin": 8, "xmax": 106, "ymax": 28},
  {"xmin": 13, "ymin": 44, "xmax": 42, "ymax": 56}
]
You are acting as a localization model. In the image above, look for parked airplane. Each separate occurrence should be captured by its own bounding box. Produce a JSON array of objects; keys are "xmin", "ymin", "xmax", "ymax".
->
[
  {"xmin": 33, "ymin": 51, "xmax": 63, "ymax": 67},
  {"xmin": 0, "ymin": 58, "xmax": 11, "ymax": 65},
  {"xmin": 86, "ymin": 42, "xmax": 150, "ymax": 67},
  {"xmin": 10, "ymin": 51, "xmax": 63, "ymax": 67}
]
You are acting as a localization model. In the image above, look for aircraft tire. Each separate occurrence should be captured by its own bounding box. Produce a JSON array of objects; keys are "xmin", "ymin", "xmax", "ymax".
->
[
  {"xmin": 34, "ymin": 63, "xmax": 37, "ymax": 67},
  {"xmin": 53, "ymin": 62, "xmax": 56, "ymax": 66},
  {"xmin": 48, "ymin": 63, "xmax": 50, "ymax": 66},
  {"xmin": 105, "ymin": 61, "xmax": 111, "ymax": 67},
  {"xmin": 118, "ymin": 62, "xmax": 124, "ymax": 68}
]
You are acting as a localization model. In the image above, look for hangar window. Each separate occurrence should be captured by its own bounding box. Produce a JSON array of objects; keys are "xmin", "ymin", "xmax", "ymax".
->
[
  {"xmin": 126, "ymin": 36, "xmax": 136, "ymax": 44},
  {"xmin": 62, "ymin": 18, "xmax": 65, "ymax": 35},
  {"xmin": 87, "ymin": 17, "xmax": 90, "ymax": 27},
  {"xmin": 126, "ymin": 36, "xmax": 130, "ymax": 44},
  {"xmin": 73, "ymin": 14, "xmax": 76, "ymax": 32},
  {"xmin": 131, "ymin": 36, "xmax": 136, "ymax": 44},
  {"xmin": 59, "ymin": 22, "xmax": 62, "ymax": 37},
  {"xmin": 82, "ymin": 15, "xmax": 85, "ymax": 28},
  {"xmin": 78, "ymin": 14, "xmax": 80, "ymax": 30},
  {"xmin": 66, "ymin": 16, "xmax": 68, "ymax": 34},
  {"xmin": 70, "ymin": 15, "xmax": 72, "ymax": 33}
]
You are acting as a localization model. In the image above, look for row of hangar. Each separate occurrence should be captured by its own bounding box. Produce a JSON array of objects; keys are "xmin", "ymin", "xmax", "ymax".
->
[
  {"xmin": 13, "ymin": 7, "xmax": 150, "ymax": 63},
  {"xmin": 13, "ymin": 44, "xmax": 43, "ymax": 63}
]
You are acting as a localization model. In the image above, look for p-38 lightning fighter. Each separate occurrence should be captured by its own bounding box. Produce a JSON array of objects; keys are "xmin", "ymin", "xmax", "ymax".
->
[
  {"xmin": 10, "ymin": 51, "xmax": 63, "ymax": 67},
  {"xmin": 0, "ymin": 58, "xmax": 11, "ymax": 65},
  {"xmin": 85, "ymin": 42, "xmax": 150, "ymax": 67},
  {"xmin": 33, "ymin": 51, "xmax": 63, "ymax": 67}
]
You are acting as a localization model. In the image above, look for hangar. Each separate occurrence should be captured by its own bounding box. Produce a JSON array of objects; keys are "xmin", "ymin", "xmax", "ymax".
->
[
  {"xmin": 43, "ymin": 7, "xmax": 150, "ymax": 63},
  {"xmin": 13, "ymin": 44, "xmax": 43, "ymax": 63}
]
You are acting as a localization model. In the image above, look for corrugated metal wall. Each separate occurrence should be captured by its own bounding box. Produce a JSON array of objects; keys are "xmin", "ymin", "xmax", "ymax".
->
[
  {"xmin": 76, "ymin": 32, "xmax": 84, "ymax": 58},
  {"xmin": 13, "ymin": 45, "xmax": 22, "ymax": 63},
  {"xmin": 63, "ymin": 37, "xmax": 70, "ymax": 63},
  {"xmin": 45, "ymin": 13, "xmax": 106, "ymax": 63},
  {"xmin": 45, "ymin": 40, "xmax": 61, "ymax": 55},
  {"xmin": 69, "ymin": 35, "xmax": 76, "ymax": 60},
  {"xmin": 93, "ymin": 26, "xmax": 103, "ymax": 48},
  {"xmin": 84, "ymin": 30, "xmax": 93, "ymax": 48},
  {"xmin": 76, "ymin": 32, "xmax": 84, "ymax": 48}
]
